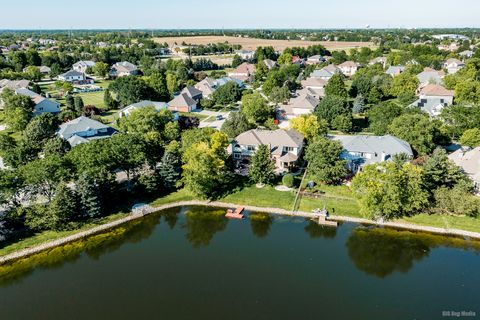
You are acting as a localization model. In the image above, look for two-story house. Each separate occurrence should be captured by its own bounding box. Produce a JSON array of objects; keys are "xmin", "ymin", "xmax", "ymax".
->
[
  {"xmin": 73, "ymin": 60, "xmax": 96, "ymax": 74},
  {"xmin": 15, "ymin": 88, "xmax": 61, "ymax": 116},
  {"xmin": 109, "ymin": 61, "xmax": 138, "ymax": 78},
  {"xmin": 443, "ymin": 58, "xmax": 465, "ymax": 74},
  {"xmin": 232, "ymin": 129, "xmax": 304, "ymax": 172}
]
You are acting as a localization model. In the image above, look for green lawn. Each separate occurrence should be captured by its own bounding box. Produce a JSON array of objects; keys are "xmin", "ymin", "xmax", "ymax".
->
[
  {"xmin": 397, "ymin": 214, "xmax": 480, "ymax": 233},
  {"xmin": 75, "ymin": 91, "xmax": 105, "ymax": 109}
]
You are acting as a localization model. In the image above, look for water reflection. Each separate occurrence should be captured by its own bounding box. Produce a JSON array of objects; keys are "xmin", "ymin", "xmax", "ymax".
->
[
  {"xmin": 346, "ymin": 226, "xmax": 480, "ymax": 278},
  {"xmin": 182, "ymin": 207, "xmax": 228, "ymax": 248},
  {"xmin": 304, "ymin": 221, "xmax": 337, "ymax": 239},
  {"xmin": 250, "ymin": 213, "xmax": 273, "ymax": 238}
]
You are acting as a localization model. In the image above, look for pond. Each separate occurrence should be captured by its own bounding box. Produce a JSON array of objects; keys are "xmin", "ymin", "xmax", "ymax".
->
[{"xmin": 0, "ymin": 206, "xmax": 479, "ymax": 320}]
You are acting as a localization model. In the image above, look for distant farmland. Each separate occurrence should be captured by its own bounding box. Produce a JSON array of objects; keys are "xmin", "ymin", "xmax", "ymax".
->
[{"xmin": 154, "ymin": 35, "xmax": 376, "ymax": 52}]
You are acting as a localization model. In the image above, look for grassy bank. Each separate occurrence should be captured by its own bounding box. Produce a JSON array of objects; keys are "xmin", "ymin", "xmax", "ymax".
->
[
  {"xmin": 2, "ymin": 183, "xmax": 480, "ymax": 257},
  {"xmin": 0, "ymin": 212, "xmax": 129, "ymax": 257}
]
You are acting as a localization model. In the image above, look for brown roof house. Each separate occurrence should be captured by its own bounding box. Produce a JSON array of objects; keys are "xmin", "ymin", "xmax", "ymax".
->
[
  {"xmin": 168, "ymin": 93, "xmax": 197, "ymax": 112},
  {"xmin": 231, "ymin": 129, "xmax": 304, "ymax": 173},
  {"xmin": 228, "ymin": 62, "xmax": 256, "ymax": 82},
  {"xmin": 338, "ymin": 61, "xmax": 360, "ymax": 77},
  {"xmin": 418, "ymin": 84, "xmax": 454, "ymax": 105}
]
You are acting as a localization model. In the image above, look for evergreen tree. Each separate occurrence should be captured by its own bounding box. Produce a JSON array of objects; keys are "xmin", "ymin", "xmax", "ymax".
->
[
  {"xmin": 352, "ymin": 95, "xmax": 365, "ymax": 114},
  {"xmin": 74, "ymin": 96, "xmax": 84, "ymax": 114},
  {"xmin": 103, "ymin": 89, "xmax": 117, "ymax": 111},
  {"xmin": 249, "ymin": 145, "xmax": 276, "ymax": 185},
  {"xmin": 158, "ymin": 149, "xmax": 182, "ymax": 190},
  {"xmin": 65, "ymin": 94, "xmax": 75, "ymax": 112},
  {"xmin": 48, "ymin": 183, "xmax": 79, "ymax": 230},
  {"xmin": 232, "ymin": 54, "xmax": 243, "ymax": 68},
  {"xmin": 77, "ymin": 173, "xmax": 102, "ymax": 218}
]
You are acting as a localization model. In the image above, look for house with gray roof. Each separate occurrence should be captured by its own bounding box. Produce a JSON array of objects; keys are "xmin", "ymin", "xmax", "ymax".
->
[
  {"xmin": 58, "ymin": 70, "xmax": 87, "ymax": 83},
  {"xmin": 263, "ymin": 59, "xmax": 278, "ymax": 70},
  {"xmin": 232, "ymin": 129, "xmax": 304, "ymax": 172},
  {"xmin": 57, "ymin": 116, "xmax": 117, "ymax": 147},
  {"xmin": 416, "ymin": 68, "xmax": 445, "ymax": 87},
  {"xmin": 410, "ymin": 98, "xmax": 448, "ymax": 118},
  {"xmin": 118, "ymin": 100, "xmax": 169, "ymax": 117},
  {"xmin": 181, "ymin": 86, "xmax": 203, "ymax": 102},
  {"xmin": 310, "ymin": 64, "xmax": 341, "ymax": 81},
  {"xmin": 331, "ymin": 134, "xmax": 413, "ymax": 172},
  {"xmin": 109, "ymin": 61, "xmax": 138, "ymax": 77},
  {"xmin": 386, "ymin": 65, "xmax": 405, "ymax": 77},
  {"xmin": 15, "ymin": 88, "xmax": 61, "ymax": 116},
  {"xmin": 73, "ymin": 60, "xmax": 96, "ymax": 74},
  {"xmin": 0, "ymin": 79, "xmax": 30, "ymax": 92}
]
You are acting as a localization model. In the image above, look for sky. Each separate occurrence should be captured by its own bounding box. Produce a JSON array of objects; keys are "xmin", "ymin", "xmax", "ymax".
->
[{"xmin": 0, "ymin": 0, "xmax": 478, "ymax": 29}]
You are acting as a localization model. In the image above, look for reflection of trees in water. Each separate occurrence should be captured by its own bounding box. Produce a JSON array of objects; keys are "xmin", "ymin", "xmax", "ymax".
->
[
  {"xmin": 304, "ymin": 221, "xmax": 337, "ymax": 239},
  {"xmin": 346, "ymin": 227, "xmax": 432, "ymax": 278},
  {"xmin": 250, "ymin": 213, "xmax": 273, "ymax": 238},
  {"xmin": 163, "ymin": 210, "xmax": 178, "ymax": 229},
  {"xmin": 183, "ymin": 207, "xmax": 228, "ymax": 248},
  {"xmin": 0, "ymin": 208, "xmax": 181, "ymax": 286}
]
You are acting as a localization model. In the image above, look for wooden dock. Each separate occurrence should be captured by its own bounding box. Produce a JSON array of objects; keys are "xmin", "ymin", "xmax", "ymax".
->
[
  {"xmin": 311, "ymin": 215, "xmax": 338, "ymax": 227},
  {"xmin": 225, "ymin": 207, "xmax": 245, "ymax": 219}
]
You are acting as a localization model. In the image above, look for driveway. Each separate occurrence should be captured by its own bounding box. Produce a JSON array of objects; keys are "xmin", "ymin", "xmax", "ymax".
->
[{"xmin": 197, "ymin": 110, "xmax": 231, "ymax": 130}]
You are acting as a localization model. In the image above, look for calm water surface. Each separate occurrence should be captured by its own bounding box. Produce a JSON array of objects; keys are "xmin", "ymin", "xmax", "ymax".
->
[{"xmin": 0, "ymin": 206, "xmax": 479, "ymax": 320}]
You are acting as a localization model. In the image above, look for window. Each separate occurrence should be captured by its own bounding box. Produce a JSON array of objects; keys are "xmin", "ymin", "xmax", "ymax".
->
[
  {"xmin": 283, "ymin": 147, "xmax": 294, "ymax": 152},
  {"xmin": 233, "ymin": 153, "xmax": 241, "ymax": 159},
  {"xmin": 247, "ymin": 145, "xmax": 255, "ymax": 151}
]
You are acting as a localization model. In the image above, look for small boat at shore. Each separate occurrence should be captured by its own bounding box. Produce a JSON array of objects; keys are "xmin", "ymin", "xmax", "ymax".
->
[{"xmin": 226, "ymin": 207, "xmax": 245, "ymax": 219}]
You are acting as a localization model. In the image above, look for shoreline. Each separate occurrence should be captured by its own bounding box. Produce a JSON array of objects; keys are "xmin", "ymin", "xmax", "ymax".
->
[{"xmin": 1, "ymin": 200, "xmax": 480, "ymax": 265}]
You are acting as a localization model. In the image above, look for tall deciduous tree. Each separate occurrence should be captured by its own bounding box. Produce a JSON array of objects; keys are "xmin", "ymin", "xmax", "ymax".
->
[
  {"xmin": 305, "ymin": 137, "xmax": 347, "ymax": 184},
  {"xmin": 241, "ymin": 92, "xmax": 272, "ymax": 124},
  {"xmin": 325, "ymin": 73, "xmax": 348, "ymax": 98},
  {"xmin": 352, "ymin": 162, "xmax": 429, "ymax": 220},
  {"xmin": 290, "ymin": 115, "xmax": 328, "ymax": 140}
]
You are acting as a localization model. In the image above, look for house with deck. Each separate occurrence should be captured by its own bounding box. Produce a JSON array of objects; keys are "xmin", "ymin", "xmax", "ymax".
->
[
  {"xmin": 331, "ymin": 135, "xmax": 413, "ymax": 173},
  {"xmin": 232, "ymin": 129, "xmax": 304, "ymax": 172}
]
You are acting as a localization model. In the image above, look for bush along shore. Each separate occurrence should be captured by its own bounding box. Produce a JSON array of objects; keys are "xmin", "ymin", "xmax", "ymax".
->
[{"xmin": 1, "ymin": 198, "xmax": 480, "ymax": 266}]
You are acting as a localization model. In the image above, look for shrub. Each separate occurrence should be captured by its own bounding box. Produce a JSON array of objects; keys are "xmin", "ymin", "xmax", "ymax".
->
[{"xmin": 282, "ymin": 174, "xmax": 295, "ymax": 188}]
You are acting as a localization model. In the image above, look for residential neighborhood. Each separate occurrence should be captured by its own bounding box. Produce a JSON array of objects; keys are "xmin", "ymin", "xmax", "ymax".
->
[{"xmin": 1, "ymin": 4, "xmax": 480, "ymax": 318}]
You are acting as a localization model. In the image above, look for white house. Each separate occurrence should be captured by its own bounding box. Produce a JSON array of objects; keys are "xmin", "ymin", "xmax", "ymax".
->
[
  {"xmin": 235, "ymin": 50, "xmax": 255, "ymax": 60},
  {"xmin": 418, "ymin": 84, "xmax": 454, "ymax": 105},
  {"xmin": 15, "ymin": 88, "xmax": 60, "ymax": 115},
  {"xmin": 232, "ymin": 129, "xmax": 304, "ymax": 172},
  {"xmin": 338, "ymin": 61, "xmax": 360, "ymax": 77},
  {"xmin": 73, "ymin": 60, "xmax": 96, "ymax": 74},
  {"xmin": 410, "ymin": 98, "xmax": 448, "ymax": 118},
  {"xmin": 444, "ymin": 58, "xmax": 465, "ymax": 74},
  {"xmin": 58, "ymin": 70, "xmax": 86, "ymax": 83}
]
